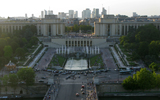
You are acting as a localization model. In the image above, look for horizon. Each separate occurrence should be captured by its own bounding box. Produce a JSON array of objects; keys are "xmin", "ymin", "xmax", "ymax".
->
[{"xmin": 0, "ymin": 0, "xmax": 160, "ymax": 18}]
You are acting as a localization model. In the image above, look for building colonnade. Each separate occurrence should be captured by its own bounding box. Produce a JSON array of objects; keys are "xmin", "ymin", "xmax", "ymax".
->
[
  {"xmin": 94, "ymin": 23, "xmax": 160, "ymax": 36},
  {"xmin": 65, "ymin": 39, "xmax": 92, "ymax": 47}
]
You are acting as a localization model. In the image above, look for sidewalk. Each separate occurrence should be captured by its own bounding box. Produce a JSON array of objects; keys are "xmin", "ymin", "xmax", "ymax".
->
[
  {"xmin": 28, "ymin": 47, "xmax": 47, "ymax": 68},
  {"xmin": 110, "ymin": 47, "xmax": 126, "ymax": 68},
  {"xmin": 86, "ymin": 81, "xmax": 98, "ymax": 100}
]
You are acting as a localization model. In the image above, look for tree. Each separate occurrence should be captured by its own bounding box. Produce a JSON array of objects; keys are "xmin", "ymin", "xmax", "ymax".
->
[
  {"xmin": 133, "ymin": 68, "xmax": 155, "ymax": 91},
  {"xmin": 17, "ymin": 68, "xmax": 35, "ymax": 93},
  {"xmin": 138, "ymin": 42, "xmax": 148, "ymax": 57},
  {"xmin": 135, "ymin": 24, "xmax": 160, "ymax": 43},
  {"xmin": 2, "ymin": 75, "xmax": 9, "ymax": 94},
  {"xmin": 10, "ymin": 41, "xmax": 19, "ymax": 53},
  {"xmin": 149, "ymin": 62, "xmax": 159, "ymax": 71},
  {"xmin": 154, "ymin": 73, "xmax": 160, "ymax": 89},
  {"xmin": 119, "ymin": 36, "xmax": 128, "ymax": 45},
  {"xmin": 0, "ymin": 57, "xmax": 7, "ymax": 67},
  {"xmin": 29, "ymin": 36, "xmax": 39, "ymax": 45},
  {"xmin": 15, "ymin": 48, "xmax": 25, "ymax": 59},
  {"xmin": 148, "ymin": 41, "xmax": 160, "ymax": 57},
  {"xmin": 8, "ymin": 74, "xmax": 18, "ymax": 95},
  {"xmin": 3, "ymin": 45, "xmax": 13, "ymax": 59},
  {"xmin": 122, "ymin": 76, "xmax": 137, "ymax": 91}
]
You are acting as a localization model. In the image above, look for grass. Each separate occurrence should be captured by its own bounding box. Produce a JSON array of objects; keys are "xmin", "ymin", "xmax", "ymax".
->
[
  {"xmin": 90, "ymin": 54, "xmax": 104, "ymax": 67},
  {"xmin": 50, "ymin": 54, "xmax": 66, "ymax": 67}
]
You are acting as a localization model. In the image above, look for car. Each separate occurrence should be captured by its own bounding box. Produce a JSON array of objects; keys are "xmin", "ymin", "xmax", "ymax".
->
[
  {"xmin": 47, "ymin": 69, "xmax": 52, "ymax": 72},
  {"xmin": 41, "ymin": 77, "xmax": 46, "ymax": 79},
  {"xmin": 62, "ymin": 73, "xmax": 66, "ymax": 75},
  {"xmin": 54, "ymin": 73, "xmax": 59, "ymax": 76},
  {"xmin": 38, "ymin": 80, "xmax": 44, "ymax": 82}
]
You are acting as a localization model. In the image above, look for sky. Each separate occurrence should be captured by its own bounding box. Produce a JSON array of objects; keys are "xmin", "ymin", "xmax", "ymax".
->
[{"xmin": 0, "ymin": 0, "xmax": 160, "ymax": 18}]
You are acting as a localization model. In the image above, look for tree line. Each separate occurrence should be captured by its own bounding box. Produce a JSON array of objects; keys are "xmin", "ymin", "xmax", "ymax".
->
[
  {"xmin": 122, "ymin": 68, "xmax": 160, "ymax": 91},
  {"xmin": 0, "ymin": 68, "xmax": 35, "ymax": 94},
  {"xmin": 0, "ymin": 25, "xmax": 39, "ymax": 68},
  {"xmin": 119, "ymin": 24, "xmax": 160, "ymax": 71},
  {"xmin": 65, "ymin": 24, "xmax": 94, "ymax": 33}
]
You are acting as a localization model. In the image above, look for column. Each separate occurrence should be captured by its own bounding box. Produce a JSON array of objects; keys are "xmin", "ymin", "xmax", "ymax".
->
[
  {"xmin": 60, "ymin": 24, "xmax": 63, "ymax": 35},
  {"xmin": 136, "ymin": 24, "xmax": 138, "ymax": 29},
  {"xmin": 106, "ymin": 24, "xmax": 108, "ymax": 36},
  {"xmin": 124, "ymin": 24, "xmax": 125, "ymax": 35},
  {"xmin": 103, "ymin": 24, "xmax": 105, "ymax": 36},
  {"xmin": 4, "ymin": 25, "xmax": 6, "ymax": 32},
  {"xmin": 120, "ymin": 24, "xmax": 122, "ymax": 35},
  {"xmin": 100, "ymin": 24, "xmax": 103, "ymax": 36},
  {"xmin": 127, "ymin": 24, "xmax": 129, "ymax": 34},
  {"xmin": 37, "ymin": 25, "xmax": 39, "ymax": 35},
  {"xmin": 56, "ymin": 24, "xmax": 59, "ymax": 35},
  {"xmin": 11, "ymin": 25, "xmax": 13, "ymax": 33},
  {"xmin": 133, "ymin": 24, "xmax": 135, "ymax": 29}
]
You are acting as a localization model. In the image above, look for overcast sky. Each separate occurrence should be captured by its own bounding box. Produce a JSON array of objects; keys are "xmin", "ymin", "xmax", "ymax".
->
[{"xmin": 0, "ymin": 0, "xmax": 159, "ymax": 18}]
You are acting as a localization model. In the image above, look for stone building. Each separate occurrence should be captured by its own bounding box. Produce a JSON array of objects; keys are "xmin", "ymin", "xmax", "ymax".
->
[
  {"xmin": 0, "ymin": 15, "xmax": 65, "ymax": 36},
  {"xmin": 94, "ymin": 15, "xmax": 160, "ymax": 37}
]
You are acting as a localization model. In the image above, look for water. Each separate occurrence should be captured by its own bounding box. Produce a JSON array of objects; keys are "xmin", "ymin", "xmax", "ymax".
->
[
  {"xmin": 64, "ymin": 59, "xmax": 88, "ymax": 70},
  {"xmin": 99, "ymin": 96, "xmax": 160, "ymax": 100}
]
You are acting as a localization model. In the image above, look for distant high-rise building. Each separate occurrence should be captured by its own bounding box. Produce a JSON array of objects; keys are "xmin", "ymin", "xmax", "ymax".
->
[
  {"xmin": 32, "ymin": 14, "xmax": 34, "ymax": 18},
  {"xmin": 58, "ymin": 12, "xmax": 67, "ymax": 19},
  {"xmin": 133, "ymin": 12, "xmax": 139, "ymax": 17},
  {"xmin": 41, "ymin": 11, "xmax": 44, "ymax": 18},
  {"xmin": 101, "ymin": 7, "xmax": 107, "ymax": 15},
  {"xmin": 69, "ymin": 10, "xmax": 74, "ymax": 18},
  {"xmin": 74, "ymin": 11, "xmax": 78, "ymax": 18},
  {"xmin": 48, "ymin": 10, "xmax": 53, "ymax": 15},
  {"xmin": 82, "ymin": 8, "xmax": 91, "ymax": 19},
  {"xmin": 91, "ymin": 8, "xmax": 99, "ymax": 18},
  {"xmin": 44, "ymin": 10, "xmax": 47, "ymax": 17},
  {"xmin": 95, "ymin": 9, "xmax": 99, "ymax": 18},
  {"xmin": 91, "ymin": 8, "xmax": 95, "ymax": 18},
  {"xmin": 25, "ymin": 14, "xmax": 27, "ymax": 18}
]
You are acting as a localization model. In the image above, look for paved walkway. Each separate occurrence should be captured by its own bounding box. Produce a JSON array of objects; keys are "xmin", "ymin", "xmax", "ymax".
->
[
  {"xmin": 43, "ymin": 78, "xmax": 60, "ymax": 100},
  {"xmin": 116, "ymin": 44, "xmax": 129, "ymax": 65},
  {"xmin": 110, "ymin": 47, "xmax": 126, "ymax": 68},
  {"xmin": 86, "ymin": 81, "xmax": 98, "ymax": 100},
  {"xmin": 35, "ymin": 48, "xmax": 55, "ymax": 69},
  {"xmin": 101, "ymin": 49, "xmax": 117, "ymax": 70},
  {"xmin": 28, "ymin": 47, "xmax": 47, "ymax": 68}
]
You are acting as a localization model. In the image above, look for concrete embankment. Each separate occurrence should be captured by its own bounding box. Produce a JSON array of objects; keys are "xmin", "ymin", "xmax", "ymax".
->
[{"xmin": 97, "ymin": 83, "xmax": 160, "ymax": 97}]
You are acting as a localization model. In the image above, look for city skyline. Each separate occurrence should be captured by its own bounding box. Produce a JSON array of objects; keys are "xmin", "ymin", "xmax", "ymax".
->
[{"xmin": 0, "ymin": 0, "xmax": 160, "ymax": 18}]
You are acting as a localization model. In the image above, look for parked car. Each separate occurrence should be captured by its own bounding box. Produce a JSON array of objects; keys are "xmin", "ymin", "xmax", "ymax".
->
[
  {"xmin": 41, "ymin": 77, "xmax": 46, "ymax": 79},
  {"xmin": 54, "ymin": 73, "xmax": 59, "ymax": 76},
  {"xmin": 47, "ymin": 69, "xmax": 52, "ymax": 72},
  {"xmin": 38, "ymin": 80, "xmax": 44, "ymax": 82}
]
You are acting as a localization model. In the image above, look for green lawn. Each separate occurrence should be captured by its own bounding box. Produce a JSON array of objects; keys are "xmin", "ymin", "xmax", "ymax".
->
[
  {"xmin": 90, "ymin": 54, "xmax": 104, "ymax": 67},
  {"xmin": 50, "ymin": 54, "xmax": 66, "ymax": 67}
]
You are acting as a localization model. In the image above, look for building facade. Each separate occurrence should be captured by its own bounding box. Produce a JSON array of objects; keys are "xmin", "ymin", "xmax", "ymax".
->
[
  {"xmin": 94, "ymin": 15, "xmax": 160, "ymax": 36},
  {"xmin": 0, "ymin": 15, "xmax": 65, "ymax": 36}
]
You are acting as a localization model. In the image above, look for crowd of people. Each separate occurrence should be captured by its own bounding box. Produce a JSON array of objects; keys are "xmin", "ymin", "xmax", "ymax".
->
[{"xmin": 86, "ymin": 81, "xmax": 97, "ymax": 100}]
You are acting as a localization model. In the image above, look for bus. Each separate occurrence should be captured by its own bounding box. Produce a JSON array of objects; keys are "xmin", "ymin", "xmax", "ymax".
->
[{"xmin": 119, "ymin": 70, "xmax": 131, "ymax": 75}]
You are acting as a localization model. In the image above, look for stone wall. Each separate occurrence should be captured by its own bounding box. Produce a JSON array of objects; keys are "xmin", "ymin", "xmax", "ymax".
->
[{"xmin": 0, "ymin": 84, "xmax": 48, "ymax": 95}]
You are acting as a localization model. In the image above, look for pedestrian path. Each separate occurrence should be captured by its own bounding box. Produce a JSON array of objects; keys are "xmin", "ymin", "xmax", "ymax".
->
[
  {"xmin": 86, "ymin": 81, "xmax": 98, "ymax": 100},
  {"xmin": 28, "ymin": 47, "xmax": 47, "ymax": 68},
  {"xmin": 110, "ymin": 47, "xmax": 126, "ymax": 68}
]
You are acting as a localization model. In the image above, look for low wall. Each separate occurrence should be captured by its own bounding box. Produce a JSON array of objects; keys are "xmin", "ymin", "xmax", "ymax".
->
[
  {"xmin": 97, "ymin": 83, "xmax": 160, "ymax": 97},
  {"xmin": 0, "ymin": 84, "xmax": 48, "ymax": 95}
]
